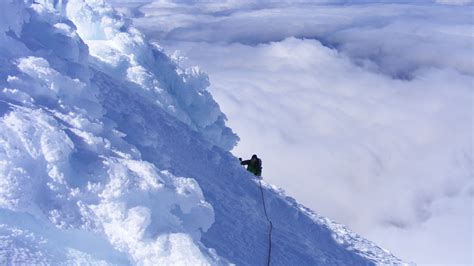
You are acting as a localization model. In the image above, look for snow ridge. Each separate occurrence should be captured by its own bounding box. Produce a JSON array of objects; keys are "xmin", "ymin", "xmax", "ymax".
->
[
  {"xmin": 0, "ymin": 0, "xmax": 404, "ymax": 265},
  {"xmin": 262, "ymin": 180, "xmax": 406, "ymax": 265},
  {"xmin": 1, "ymin": 0, "xmax": 232, "ymax": 264}
]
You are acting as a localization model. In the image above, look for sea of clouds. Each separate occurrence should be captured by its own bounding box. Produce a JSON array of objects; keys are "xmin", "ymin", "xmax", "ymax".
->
[{"xmin": 109, "ymin": 0, "xmax": 473, "ymax": 264}]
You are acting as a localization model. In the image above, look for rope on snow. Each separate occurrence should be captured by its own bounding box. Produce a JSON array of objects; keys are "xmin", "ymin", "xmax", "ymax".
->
[{"xmin": 258, "ymin": 179, "xmax": 273, "ymax": 266}]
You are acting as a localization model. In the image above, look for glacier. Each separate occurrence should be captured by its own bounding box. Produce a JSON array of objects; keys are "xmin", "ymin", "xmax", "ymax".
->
[{"xmin": 0, "ymin": 0, "xmax": 404, "ymax": 265}]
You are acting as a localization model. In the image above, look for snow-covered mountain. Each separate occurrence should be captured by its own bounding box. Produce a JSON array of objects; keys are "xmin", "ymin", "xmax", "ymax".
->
[{"xmin": 0, "ymin": 0, "xmax": 404, "ymax": 264}]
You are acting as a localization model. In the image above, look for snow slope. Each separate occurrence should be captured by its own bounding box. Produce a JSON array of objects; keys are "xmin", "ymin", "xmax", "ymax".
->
[{"xmin": 0, "ymin": 0, "xmax": 404, "ymax": 264}]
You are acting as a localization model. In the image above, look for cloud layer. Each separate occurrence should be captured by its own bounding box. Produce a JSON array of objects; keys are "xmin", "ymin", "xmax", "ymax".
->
[{"xmin": 110, "ymin": 0, "xmax": 474, "ymax": 264}]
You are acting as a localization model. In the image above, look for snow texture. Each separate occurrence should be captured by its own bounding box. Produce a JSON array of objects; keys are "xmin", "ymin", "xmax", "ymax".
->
[{"xmin": 0, "ymin": 0, "xmax": 404, "ymax": 265}]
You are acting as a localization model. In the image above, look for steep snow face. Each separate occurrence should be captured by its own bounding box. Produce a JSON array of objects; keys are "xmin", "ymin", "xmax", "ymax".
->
[
  {"xmin": 0, "ymin": 0, "xmax": 403, "ymax": 265},
  {"xmin": 0, "ymin": 0, "xmax": 232, "ymax": 264}
]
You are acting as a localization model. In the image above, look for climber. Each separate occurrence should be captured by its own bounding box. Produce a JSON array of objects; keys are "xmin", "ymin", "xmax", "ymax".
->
[{"xmin": 239, "ymin": 154, "xmax": 262, "ymax": 177}]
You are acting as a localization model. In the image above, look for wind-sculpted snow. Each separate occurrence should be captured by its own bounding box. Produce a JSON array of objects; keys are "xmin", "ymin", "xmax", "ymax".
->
[
  {"xmin": 0, "ymin": 0, "xmax": 403, "ymax": 265},
  {"xmin": 65, "ymin": 0, "xmax": 238, "ymax": 151},
  {"xmin": 0, "ymin": 0, "xmax": 228, "ymax": 264}
]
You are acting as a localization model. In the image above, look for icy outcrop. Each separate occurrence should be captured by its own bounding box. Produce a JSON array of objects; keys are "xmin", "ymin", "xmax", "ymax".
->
[
  {"xmin": 66, "ymin": 0, "xmax": 238, "ymax": 151},
  {"xmin": 0, "ymin": 0, "xmax": 229, "ymax": 264},
  {"xmin": 0, "ymin": 0, "xmax": 403, "ymax": 265}
]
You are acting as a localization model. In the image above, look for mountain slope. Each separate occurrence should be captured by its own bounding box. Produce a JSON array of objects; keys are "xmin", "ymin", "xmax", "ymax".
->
[
  {"xmin": 0, "ymin": 0, "xmax": 404, "ymax": 264},
  {"xmin": 97, "ymin": 68, "xmax": 403, "ymax": 265}
]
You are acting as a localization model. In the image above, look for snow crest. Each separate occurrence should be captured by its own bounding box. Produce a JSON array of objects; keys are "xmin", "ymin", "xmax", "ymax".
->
[
  {"xmin": 0, "ymin": 0, "xmax": 234, "ymax": 264},
  {"xmin": 65, "ymin": 0, "xmax": 238, "ymax": 151}
]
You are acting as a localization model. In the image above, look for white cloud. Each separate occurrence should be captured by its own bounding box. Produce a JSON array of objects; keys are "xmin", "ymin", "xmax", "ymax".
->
[
  {"xmin": 436, "ymin": 0, "xmax": 473, "ymax": 5},
  {"xmin": 169, "ymin": 37, "xmax": 473, "ymax": 264},
  {"xmin": 110, "ymin": 0, "xmax": 474, "ymax": 264},
  {"xmin": 133, "ymin": 2, "xmax": 473, "ymax": 76}
]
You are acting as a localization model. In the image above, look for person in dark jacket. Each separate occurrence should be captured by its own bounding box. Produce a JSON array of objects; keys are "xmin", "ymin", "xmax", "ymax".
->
[{"xmin": 239, "ymin": 154, "xmax": 262, "ymax": 177}]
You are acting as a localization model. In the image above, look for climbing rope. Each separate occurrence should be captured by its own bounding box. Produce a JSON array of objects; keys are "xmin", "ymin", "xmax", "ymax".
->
[{"xmin": 258, "ymin": 179, "xmax": 273, "ymax": 266}]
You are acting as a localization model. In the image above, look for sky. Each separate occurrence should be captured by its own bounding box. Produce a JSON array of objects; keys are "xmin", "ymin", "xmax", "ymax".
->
[{"xmin": 108, "ymin": 0, "xmax": 473, "ymax": 264}]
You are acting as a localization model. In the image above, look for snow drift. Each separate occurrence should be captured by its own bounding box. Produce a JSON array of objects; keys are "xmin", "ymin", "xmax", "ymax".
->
[{"xmin": 0, "ymin": 0, "xmax": 404, "ymax": 264}]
